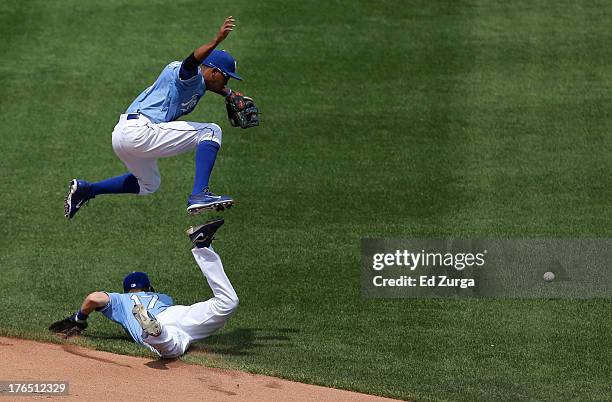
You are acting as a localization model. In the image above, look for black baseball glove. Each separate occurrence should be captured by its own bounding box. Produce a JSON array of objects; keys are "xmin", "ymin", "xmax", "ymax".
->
[
  {"xmin": 226, "ymin": 91, "xmax": 259, "ymax": 129},
  {"xmin": 48, "ymin": 315, "xmax": 87, "ymax": 338}
]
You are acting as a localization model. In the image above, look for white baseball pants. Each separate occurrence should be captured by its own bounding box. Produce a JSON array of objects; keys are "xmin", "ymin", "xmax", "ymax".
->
[
  {"xmin": 143, "ymin": 247, "xmax": 239, "ymax": 358},
  {"xmin": 111, "ymin": 114, "xmax": 223, "ymax": 195}
]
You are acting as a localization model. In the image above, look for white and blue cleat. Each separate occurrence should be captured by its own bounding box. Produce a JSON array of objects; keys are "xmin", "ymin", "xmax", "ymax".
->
[
  {"xmin": 186, "ymin": 188, "xmax": 234, "ymax": 215},
  {"xmin": 64, "ymin": 179, "xmax": 93, "ymax": 219}
]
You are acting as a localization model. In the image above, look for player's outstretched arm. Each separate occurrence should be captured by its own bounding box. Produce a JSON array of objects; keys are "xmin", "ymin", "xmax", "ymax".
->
[
  {"xmin": 179, "ymin": 16, "xmax": 236, "ymax": 81},
  {"xmin": 194, "ymin": 16, "xmax": 235, "ymax": 61}
]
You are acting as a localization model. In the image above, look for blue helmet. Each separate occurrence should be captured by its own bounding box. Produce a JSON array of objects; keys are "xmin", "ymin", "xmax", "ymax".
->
[
  {"xmin": 202, "ymin": 50, "xmax": 242, "ymax": 81},
  {"xmin": 123, "ymin": 271, "xmax": 153, "ymax": 293}
]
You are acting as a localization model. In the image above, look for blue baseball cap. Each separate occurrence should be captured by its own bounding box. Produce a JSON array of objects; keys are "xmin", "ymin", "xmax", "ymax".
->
[
  {"xmin": 123, "ymin": 271, "xmax": 152, "ymax": 292},
  {"xmin": 202, "ymin": 50, "xmax": 242, "ymax": 81}
]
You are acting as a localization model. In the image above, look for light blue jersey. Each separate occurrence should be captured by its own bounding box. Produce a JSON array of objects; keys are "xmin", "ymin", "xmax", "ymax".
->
[
  {"xmin": 99, "ymin": 291, "xmax": 173, "ymax": 345},
  {"xmin": 126, "ymin": 61, "xmax": 206, "ymax": 123}
]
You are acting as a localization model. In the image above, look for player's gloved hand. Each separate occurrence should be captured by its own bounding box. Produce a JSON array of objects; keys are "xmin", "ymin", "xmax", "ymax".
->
[
  {"xmin": 226, "ymin": 91, "xmax": 259, "ymax": 129},
  {"xmin": 48, "ymin": 314, "xmax": 87, "ymax": 339}
]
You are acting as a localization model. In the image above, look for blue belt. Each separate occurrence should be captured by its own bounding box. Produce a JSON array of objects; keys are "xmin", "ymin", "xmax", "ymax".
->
[{"xmin": 127, "ymin": 113, "xmax": 140, "ymax": 120}]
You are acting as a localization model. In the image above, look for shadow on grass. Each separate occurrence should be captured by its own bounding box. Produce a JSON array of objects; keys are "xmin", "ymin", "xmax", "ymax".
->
[
  {"xmin": 82, "ymin": 327, "xmax": 299, "ymax": 367},
  {"xmin": 85, "ymin": 333, "xmax": 133, "ymax": 342},
  {"xmin": 189, "ymin": 327, "xmax": 299, "ymax": 356}
]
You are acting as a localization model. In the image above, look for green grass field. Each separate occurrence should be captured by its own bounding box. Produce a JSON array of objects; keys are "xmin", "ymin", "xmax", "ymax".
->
[{"xmin": 1, "ymin": 1, "xmax": 611, "ymax": 400}]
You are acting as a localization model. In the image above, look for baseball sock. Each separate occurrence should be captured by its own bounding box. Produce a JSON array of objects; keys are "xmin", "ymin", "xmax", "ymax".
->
[
  {"xmin": 90, "ymin": 173, "xmax": 140, "ymax": 197},
  {"xmin": 192, "ymin": 140, "xmax": 219, "ymax": 195}
]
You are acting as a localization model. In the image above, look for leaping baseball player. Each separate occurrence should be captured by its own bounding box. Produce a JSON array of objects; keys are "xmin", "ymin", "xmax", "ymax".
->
[
  {"xmin": 64, "ymin": 16, "xmax": 259, "ymax": 219},
  {"xmin": 49, "ymin": 218, "xmax": 238, "ymax": 358}
]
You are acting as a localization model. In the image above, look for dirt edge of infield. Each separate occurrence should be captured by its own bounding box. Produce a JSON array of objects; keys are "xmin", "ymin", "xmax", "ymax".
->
[{"xmin": 0, "ymin": 336, "xmax": 401, "ymax": 401}]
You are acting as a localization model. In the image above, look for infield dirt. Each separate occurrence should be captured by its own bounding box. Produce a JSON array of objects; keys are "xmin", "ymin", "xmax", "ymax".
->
[{"xmin": 0, "ymin": 337, "xmax": 400, "ymax": 401}]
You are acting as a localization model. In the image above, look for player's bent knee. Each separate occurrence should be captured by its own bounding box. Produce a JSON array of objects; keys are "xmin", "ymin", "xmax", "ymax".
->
[
  {"xmin": 228, "ymin": 296, "xmax": 239, "ymax": 312},
  {"xmin": 138, "ymin": 177, "xmax": 161, "ymax": 195},
  {"xmin": 197, "ymin": 123, "xmax": 222, "ymax": 147},
  {"xmin": 216, "ymin": 296, "xmax": 239, "ymax": 315},
  {"xmin": 209, "ymin": 122, "xmax": 222, "ymax": 137}
]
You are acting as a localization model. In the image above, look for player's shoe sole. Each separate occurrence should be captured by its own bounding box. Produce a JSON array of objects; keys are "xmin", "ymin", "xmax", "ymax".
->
[
  {"xmin": 132, "ymin": 304, "xmax": 162, "ymax": 337},
  {"xmin": 64, "ymin": 180, "xmax": 77, "ymax": 218},
  {"xmin": 186, "ymin": 217, "xmax": 225, "ymax": 248},
  {"xmin": 187, "ymin": 200, "xmax": 234, "ymax": 215},
  {"xmin": 64, "ymin": 179, "xmax": 91, "ymax": 219}
]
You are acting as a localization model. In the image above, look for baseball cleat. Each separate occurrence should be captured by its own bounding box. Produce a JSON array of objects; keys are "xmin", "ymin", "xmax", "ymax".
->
[
  {"xmin": 64, "ymin": 179, "xmax": 93, "ymax": 219},
  {"xmin": 186, "ymin": 217, "xmax": 225, "ymax": 248},
  {"xmin": 186, "ymin": 188, "xmax": 234, "ymax": 215},
  {"xmin": 132, "ymin": 304, "xmax": 162, "ymax": 337}
]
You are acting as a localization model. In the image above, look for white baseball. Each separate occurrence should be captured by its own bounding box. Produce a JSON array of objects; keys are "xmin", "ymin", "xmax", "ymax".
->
[{"xmin": 543, "ymin": 272, "xmax": 555, "ymax": 282}]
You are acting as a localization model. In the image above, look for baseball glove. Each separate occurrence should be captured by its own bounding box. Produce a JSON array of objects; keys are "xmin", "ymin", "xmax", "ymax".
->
[
  {"xmin": 226, "ymin": 91, "xmax": 259, "ymax": 129},
  {"xmin": 48, "ymin": 315, "xmax": 87, "ymax": 338}
]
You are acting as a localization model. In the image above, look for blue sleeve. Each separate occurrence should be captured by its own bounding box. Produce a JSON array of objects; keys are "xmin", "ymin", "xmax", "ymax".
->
[
  {"xmin": 98, "ymin": 292, "xmax": 126, "ymax": 323},
  {"xmin": 171, "ymin": 62, "xmax": 202, "ymax": 90},
  {"xmin": 179, "ymin": 53, "xmax": 199, "ymax": 80}
]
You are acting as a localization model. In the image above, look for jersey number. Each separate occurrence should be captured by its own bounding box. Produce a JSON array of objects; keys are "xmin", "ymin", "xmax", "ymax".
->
[{"xmin": 130, "ymin": 294, "xmax": 159, "ymax": 310}]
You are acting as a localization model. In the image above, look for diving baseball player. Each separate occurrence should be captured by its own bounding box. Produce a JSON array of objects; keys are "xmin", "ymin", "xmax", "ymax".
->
[
  {"xmin": 49, "ymin": 218, "xmax": 238, "ymax": 358},
  {"xmin": 64, "ymin": 16, "xmax": 259, "ymax": 219}
]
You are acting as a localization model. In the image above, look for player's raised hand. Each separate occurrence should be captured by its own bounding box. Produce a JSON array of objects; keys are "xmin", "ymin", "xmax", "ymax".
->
[{"xmin": 215, "ymin": 16, "xmax": 236, "ymax": 43}]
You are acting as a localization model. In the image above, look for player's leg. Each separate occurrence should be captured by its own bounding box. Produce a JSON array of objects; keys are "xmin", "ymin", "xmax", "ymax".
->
[
  {"xmin": 64, "ymin": 165, "xmax": 158, "ymax": 219},
  {"xmin": 142, "ymin": 325, "xmax": 190, "ymax": 358},
  {"xmin": 133, "ymin": 304, "xmax": 191, "ymax": 358},
  {"xmin": 64, "ymin": 115, "xmax": 152, "ymax": 219},
  {"xmin": 112, "ymin": 157, "xmax": 161, "ymax": 196},
  {"xmin": 179, "ymin": 219, "xmax": 239, "ymax": 343},
  {"xmin": 142, "ymin": 120, "xmax": 233, "ymax": 214},
  {"xmin": 64, "ymin": 174, "xmax": 140, "ymax": 218},
  {"xmin": 142, "ymin": 120, "xmax": 223, "ymax": 158},
  {"xmin": 180, "ymin": 248, "xmax": 239, "ymax": 341},
  {"xmin": 111, "ymin": 116, "xmax": 164, "ymax": 196},
  {"xmin": 65, "ymin": 116, "xmax": 230, "ymax": 218}
]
